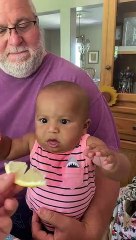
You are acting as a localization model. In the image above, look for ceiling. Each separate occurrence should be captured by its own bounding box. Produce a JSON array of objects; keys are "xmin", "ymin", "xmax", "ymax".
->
[{"xmin": 38, "ymin": 5, "xmax": 103, "ymax": 29}]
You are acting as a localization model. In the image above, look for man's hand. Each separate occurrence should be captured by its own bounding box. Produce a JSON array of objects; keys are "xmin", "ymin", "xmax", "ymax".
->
[
  {"xmin": 0, "ymin": 173, "xmax": 21, "ymax": 239},
  {"xmin": 32, "ymin": 209, "xmax": 90, "ymax": 240}
]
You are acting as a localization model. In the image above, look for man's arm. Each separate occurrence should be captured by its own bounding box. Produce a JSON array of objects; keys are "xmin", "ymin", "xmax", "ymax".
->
[{"xmin": 82, "ymin": 168, "xmax": 120, "ymax": 239}]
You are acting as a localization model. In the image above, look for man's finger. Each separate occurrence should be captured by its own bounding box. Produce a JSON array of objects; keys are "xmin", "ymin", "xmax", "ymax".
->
[
  {"xmin": 32, "ymin": 212, "xmax": 41, "ymax": 231},
  {"xmin": 32, "ymin": 212, "xmax": 48, "ymax": 240},
  {"xmin": 0, "ymin": 174, "xmax": 15, "ymax": 194},
  {"xmin": 0, "ymin": 216, "xmax": 12, "ymax": 236},
  {"xmin": 4, "ymin": 198, "xmax": 19, "ymax": 216},
  {"xmin": 0, "ymin": 174, "xmax": 23, "ymax": 206},
  {"xmin": 38, "ymin": 208, "xmax": 74, "ymax": 231}
]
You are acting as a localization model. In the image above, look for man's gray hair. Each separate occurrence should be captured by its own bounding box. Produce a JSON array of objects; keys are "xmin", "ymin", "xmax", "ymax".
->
[{"xmin": 28, "ymin": 0, "xmax": 37, "ymax": 15}]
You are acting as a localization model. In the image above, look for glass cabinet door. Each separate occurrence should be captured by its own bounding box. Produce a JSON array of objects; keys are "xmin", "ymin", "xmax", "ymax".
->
[
  {"xmin": 101, "ymin": 0, "xmax": 136, "ymax": 103},
  {"xmin": 114, "ymin": 0, "xmax": 136, "ymax": 96}
]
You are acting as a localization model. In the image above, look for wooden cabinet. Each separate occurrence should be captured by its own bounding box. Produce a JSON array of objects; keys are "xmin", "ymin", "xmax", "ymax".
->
[{"xmin": 101, "ymin": 0, "xmax": 136, "ymax": 186}]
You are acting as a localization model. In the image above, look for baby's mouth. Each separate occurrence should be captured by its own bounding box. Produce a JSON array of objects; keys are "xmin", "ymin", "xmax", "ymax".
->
[{"xmin": 47, "ymin": 139, "xmax": 59, "ymax": 148}]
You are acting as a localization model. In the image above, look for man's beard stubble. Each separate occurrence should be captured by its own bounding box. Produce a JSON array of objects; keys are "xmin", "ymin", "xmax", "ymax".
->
[{"xmin": 0, "ymin": 33, "xmax": 45, "ymax": 78}]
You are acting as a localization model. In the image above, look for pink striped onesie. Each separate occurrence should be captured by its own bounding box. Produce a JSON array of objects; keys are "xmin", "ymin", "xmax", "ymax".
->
[{"xmin": 26, "ymin": 134, "xmax": 96, "ymax": 230}]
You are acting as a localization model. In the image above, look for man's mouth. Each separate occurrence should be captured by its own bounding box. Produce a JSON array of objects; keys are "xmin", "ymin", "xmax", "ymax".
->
[{"xmin": 8, "ymin": 50, "xmax": 29, "ymax": 61}]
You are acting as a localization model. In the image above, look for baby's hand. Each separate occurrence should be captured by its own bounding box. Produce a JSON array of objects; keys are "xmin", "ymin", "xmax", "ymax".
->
[
  {"xmin": 93, "ymin": 155, "xmax": 117, "ymax": 171},
  {"xmin": 84, "ymin": 144, "xmax": 117, "ymax": 171},
  {"xmin": 84, "ymin": 143, "xmax": 109, "ymax": 158}
]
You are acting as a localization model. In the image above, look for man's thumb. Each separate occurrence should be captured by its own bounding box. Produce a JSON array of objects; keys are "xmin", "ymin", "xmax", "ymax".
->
[{"xmin": 38, "ymin": 208, "xmax": 70, "ymax": 230}]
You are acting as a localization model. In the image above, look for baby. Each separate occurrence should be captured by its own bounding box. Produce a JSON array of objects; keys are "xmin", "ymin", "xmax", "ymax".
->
[{"xmin": 0, "ymin": 81, "xmax": 130, "ymax": 231}]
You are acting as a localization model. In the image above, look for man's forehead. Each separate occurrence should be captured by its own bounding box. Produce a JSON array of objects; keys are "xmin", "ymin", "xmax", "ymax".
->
[
  {"xmin": 0, "ymin": 0, "xmax": 32, "ymax": 14},
  {"xmin": 0, "ymin": 0, "xmax": 34, "ymax": 24}
]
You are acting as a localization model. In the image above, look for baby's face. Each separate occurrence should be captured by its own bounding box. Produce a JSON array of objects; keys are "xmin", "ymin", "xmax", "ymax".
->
[{"xmin": 35, "ymin": 89, "xmax": 88, "ymax": 153}]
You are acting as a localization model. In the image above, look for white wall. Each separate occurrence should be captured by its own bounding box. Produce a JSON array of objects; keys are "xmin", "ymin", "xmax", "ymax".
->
[
  {"xmin": 33, "ymin": 0, "xmax": 103, "ymax": 62},
  {"xmin": 42, "ymin": 24, "xmax": 102, "ymax": 78},
  {"xmin": 83, "ymin": 24, "xmax": 102, "ymax": 78},
  {"xmin": 44, "ymin": 29, "xmax": 60, "ymax": 56},
  {"xmin": 33, "ymin": 0, "xmax": 103, "ymax": 12}
]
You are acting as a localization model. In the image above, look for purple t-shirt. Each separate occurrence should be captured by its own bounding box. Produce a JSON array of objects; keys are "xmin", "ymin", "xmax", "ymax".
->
[{"xmin": 0, "ymin": 52, "xmax": 120, "ymax": 175}]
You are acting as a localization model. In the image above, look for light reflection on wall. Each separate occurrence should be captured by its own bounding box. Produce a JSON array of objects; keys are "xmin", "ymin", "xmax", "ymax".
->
[{"xmin": 75, "ymin": 40, "xmax": 81, "ymax": 67}]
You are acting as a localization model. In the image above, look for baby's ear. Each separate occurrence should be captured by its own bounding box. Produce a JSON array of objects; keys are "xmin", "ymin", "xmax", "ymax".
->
[{"xmin": 83, "ymin": 119, "xmax": 91, "ymax": 133}]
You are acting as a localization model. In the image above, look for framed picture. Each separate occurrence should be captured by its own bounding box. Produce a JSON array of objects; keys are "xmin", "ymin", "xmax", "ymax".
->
[{"xmin": 88, "ymin": 51, "xmax": 99, "ymax": 64}]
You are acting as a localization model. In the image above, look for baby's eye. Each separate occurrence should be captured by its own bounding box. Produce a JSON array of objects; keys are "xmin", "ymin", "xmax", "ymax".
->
[
  {"xmin": 60, "ymin": 119, "xmax": 70, "ymax": 124},
  {"xmin": 39, "ymin": 118, "xmax": 47, "ymax": 124}
]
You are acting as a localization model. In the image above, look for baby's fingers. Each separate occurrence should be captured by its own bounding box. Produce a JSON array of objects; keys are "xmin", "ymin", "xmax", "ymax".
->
[
  {"xmin": 83, "ymin": 146, "xmax": 95, "ymax": 158},
  {"xmin": 93, "ymin": 156, "xmax": 107, "ymax": 167}
]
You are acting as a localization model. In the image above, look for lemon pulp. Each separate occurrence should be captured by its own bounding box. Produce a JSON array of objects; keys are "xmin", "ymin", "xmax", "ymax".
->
[{"xmin": 5, "ymin": 161, "xmax": 46, "ymax": 187}]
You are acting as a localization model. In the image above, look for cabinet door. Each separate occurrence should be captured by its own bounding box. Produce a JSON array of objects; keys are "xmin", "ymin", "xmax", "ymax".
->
[
  {"xmin": 101, "ymin": 0, "xmax": 136, "ymax": 186},
  {"xmin": 101, "ymin": 0, "xmax": 136, "ymax": 102},
  {"xmin": 100, "ymin": 0, "xmax": 117, "ymax": 86},
  {"xmin": 120, "ymin": 140, "xmax": 136, "ymax": 186}
]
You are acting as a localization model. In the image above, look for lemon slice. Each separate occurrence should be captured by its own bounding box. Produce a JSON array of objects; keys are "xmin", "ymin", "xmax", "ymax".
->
[{"xmin": 5, "ymin": 161, "xmax": 46, "ymax": 188}]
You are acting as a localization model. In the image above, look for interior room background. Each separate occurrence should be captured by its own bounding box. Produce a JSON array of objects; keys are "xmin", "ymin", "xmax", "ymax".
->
[{"xmin": 33, "ymin": 0, "xmax": 103, "ymax": 81}]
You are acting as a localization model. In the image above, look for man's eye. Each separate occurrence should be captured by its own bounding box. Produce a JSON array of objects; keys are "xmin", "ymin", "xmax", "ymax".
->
[
  {"xmin": 40, "ymin": 118, "xmax": 47, "ymax": 124},
  {"xmin": 17, "ymin": 22, "xmax": 31, "ymax": 29},
  {"xmin": 0, "ymin": 28, "xmax": 7, "ymax": 34},
  {"xmin": 60, "ymin": 119, "xmax": 70, "ymax": 124}
]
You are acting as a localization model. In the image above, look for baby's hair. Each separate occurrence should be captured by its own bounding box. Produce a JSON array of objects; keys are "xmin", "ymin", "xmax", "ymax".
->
[{"xmin": 39, "ymin": 81, "xmax": 90, "ymax": 119}]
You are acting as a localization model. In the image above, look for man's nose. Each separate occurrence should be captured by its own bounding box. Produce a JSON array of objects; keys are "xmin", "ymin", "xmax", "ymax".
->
[{"xmin": 8, "ymin": 29, "xmax": 23, "ymax": 46}]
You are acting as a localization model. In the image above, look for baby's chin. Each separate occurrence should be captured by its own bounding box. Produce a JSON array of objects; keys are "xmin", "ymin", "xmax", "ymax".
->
[{"xmin": 40, "ymin": 144, "xmax": 66, "ymax": 154}]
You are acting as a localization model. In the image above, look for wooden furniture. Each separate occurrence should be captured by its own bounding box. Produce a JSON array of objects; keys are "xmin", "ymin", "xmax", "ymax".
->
[{"xmin": 101, "ymin": 0, "xmax": 136, "ymax": 186}]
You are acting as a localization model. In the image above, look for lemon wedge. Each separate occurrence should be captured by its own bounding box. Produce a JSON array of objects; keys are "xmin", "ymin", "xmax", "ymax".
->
[{"xmin": 5, "ymin": 161, "xmax": 46, "ymax": 188}]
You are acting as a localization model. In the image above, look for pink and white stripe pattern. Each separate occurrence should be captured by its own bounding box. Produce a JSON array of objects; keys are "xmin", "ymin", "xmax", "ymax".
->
[{"xmin": 26, "ymin": 134, "xmax": 96, "ymax": 230}]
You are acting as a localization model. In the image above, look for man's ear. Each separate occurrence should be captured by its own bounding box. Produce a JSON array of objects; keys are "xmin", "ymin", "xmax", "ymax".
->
[{"xmin": 83, "ymin": 119, "xmax": 91, "ymax": 133}]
